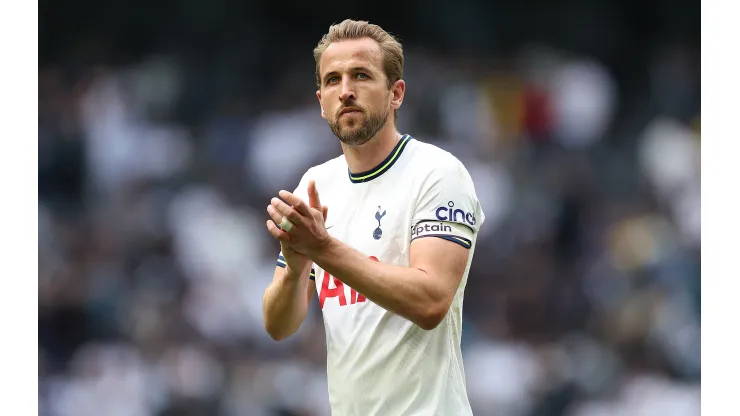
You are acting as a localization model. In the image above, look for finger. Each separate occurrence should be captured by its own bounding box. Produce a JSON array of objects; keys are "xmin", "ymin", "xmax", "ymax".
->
[
  {"xmin": 271, "ymin": 197, "xmax": 305, "ymax": 225},
  {"xmin": 266, "ymin": 219, "xmax": 291, "ymax": 242},
  {"xmin": 322, "ymin": 205, "xmax": 329, "ymax": 222},
  {"xmin": 266, "ymin": 205, "xmax": 284, "ymax": 225},
  {"xmin": 307, "ymin": 180, "xmax": 322, "ymax": 210},
  {"xmin": 278, "ymin": 190, "xmax": 312, "ymax": 217}
]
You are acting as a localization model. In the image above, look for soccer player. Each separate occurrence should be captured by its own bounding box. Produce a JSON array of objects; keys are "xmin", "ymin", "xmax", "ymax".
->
[{"xmin": 262, "ymin": 19, "xmax": 485, "ymax": 416}]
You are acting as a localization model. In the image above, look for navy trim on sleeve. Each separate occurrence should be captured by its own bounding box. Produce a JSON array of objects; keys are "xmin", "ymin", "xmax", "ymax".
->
[
  {"xmin": 411, "ymin": 234, "xmax": 472, "ymax": 249},
  {"xmin": 276, "ymin": 255, "xmax": 316, "ymax": 280}
]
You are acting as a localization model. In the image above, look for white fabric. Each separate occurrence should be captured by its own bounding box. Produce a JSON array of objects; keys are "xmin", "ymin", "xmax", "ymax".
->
[{"xmin": 283, "ymin": 136, "xmax": 484, "ymax": 415}]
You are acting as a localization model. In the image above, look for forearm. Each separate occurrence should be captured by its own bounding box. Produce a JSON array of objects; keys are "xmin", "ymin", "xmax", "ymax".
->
[
  {"xmin": 262, "ymin": 266, "xmax": 310, "ymax": 340},
  {"xmin": 311, "ymin": 238, "xmax": 450, "ymax": 329}
]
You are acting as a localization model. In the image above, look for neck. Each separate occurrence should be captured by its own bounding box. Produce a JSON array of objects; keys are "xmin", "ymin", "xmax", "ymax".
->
[{"xmin": 341, "ymin": 123, "xmax": 400, "ymax": 174}]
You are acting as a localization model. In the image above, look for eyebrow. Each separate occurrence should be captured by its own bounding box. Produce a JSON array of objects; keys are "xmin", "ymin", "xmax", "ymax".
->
[{"xmin": 323, "ymin": 66, "xmax": 375, "ymax": 82}]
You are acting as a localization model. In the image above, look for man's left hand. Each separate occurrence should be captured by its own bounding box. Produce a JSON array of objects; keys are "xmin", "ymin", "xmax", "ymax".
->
[{"xmin": 266, "ymin": 180, "xmax": 332, "ymax": 257}]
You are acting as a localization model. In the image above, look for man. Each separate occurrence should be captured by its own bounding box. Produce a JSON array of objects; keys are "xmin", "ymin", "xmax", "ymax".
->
[{"xmin": 262, "ymin": 19, "xmax": 484, "ymax": 416}]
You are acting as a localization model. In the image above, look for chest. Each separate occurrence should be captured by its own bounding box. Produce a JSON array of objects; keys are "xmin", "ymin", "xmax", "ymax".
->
[
  {"xmin": 311, "ymin": 172, "xmax": 424, "ymax": 315},
  {"xmin": 321, "ymin": 181, "xmax": 416, "ymax": 263}
]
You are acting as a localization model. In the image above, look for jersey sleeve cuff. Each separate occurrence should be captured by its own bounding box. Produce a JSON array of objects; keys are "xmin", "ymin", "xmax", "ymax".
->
[
  {"xmin": 276, "ymin": 255, "xmax": 316, "ymax": 280},
  {"xmin": 410, "ymin": 221, "xmax": 474, "ymax": 249}
]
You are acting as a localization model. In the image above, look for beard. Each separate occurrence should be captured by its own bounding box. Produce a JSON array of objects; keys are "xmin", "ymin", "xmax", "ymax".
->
[{"xmin": 328, "ymin": 102, "xmax": 390, "ymax": 146}]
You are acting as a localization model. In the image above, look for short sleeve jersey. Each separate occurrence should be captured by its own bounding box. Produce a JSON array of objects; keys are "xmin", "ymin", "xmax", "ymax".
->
[{"xmin": 276, "ymin": 135, "xmax": 484, "ymax": 416}]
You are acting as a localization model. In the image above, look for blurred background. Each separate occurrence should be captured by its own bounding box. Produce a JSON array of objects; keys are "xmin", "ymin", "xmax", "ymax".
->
[{"xmin": 38, "ymin": 0, "xmax": 701, "ymax": 415}]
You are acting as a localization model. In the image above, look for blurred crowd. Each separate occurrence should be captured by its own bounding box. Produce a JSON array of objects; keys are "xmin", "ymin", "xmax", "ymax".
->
[{"xmin": 39, "ymin": 1, "xmax": 700, "ymax": 415}]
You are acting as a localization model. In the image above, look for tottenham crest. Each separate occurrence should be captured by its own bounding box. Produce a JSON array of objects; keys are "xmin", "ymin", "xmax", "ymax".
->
[{"xmin": 373, "ymin": 206, "xmax": 387, "ymax": 240}]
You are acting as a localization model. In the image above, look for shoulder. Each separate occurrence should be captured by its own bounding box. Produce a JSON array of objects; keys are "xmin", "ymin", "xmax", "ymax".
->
[
  {"xmin": 406, "ymin": 138, "xmax": 485, "ymax": 231},
  {"xmin": 300, "ymin": 154, "xmax": 347, "ymax": 182},
  {"xmin": 291, "ymin": 154, "xmax": 347, "ymax": 199},
  {"xmin": 406, "ymin": 138, "xmax": 473, "ymax": 182}
]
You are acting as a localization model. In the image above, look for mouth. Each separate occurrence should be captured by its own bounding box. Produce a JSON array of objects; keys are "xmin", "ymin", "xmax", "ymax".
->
[{"xmin": 339, "ymin": 107, "xmax": 362, "ymax": 117}]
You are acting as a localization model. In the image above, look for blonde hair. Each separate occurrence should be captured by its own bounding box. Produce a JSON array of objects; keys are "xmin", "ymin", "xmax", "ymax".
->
[{"xmin": 313, "ymin": 19, "xmax": 404, "ymax": 89}]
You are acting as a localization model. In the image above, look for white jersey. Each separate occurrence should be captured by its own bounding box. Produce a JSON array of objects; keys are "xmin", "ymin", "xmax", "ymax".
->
[{"xmin": 276, "ymin": 134, "xmax": 484, "ymax": 416}]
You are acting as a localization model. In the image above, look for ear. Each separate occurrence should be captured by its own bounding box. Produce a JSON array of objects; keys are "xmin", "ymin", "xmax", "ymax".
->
[
  {"xmin": 390, "ymin": 79, "xmax": 405, "ymax": 111},
  {"xmin": 316, "ymin": 90, "xmax": 326, "ymax": 119}
]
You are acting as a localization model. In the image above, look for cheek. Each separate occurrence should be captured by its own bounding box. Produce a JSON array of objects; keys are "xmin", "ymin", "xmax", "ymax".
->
[
  {"xmin": 367, "ymin": 89, "xmax": 389, "ymax": 108},
  {"xmin": 375, "ymin": 94, "xmax": 393, "ymax": 113},
  {"xmin": 320, "ymin": 100, "xmax": 334, "ymax": 116}
]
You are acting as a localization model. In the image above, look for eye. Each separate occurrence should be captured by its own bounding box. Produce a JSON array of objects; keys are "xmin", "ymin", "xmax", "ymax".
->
[
  {"xmin": 356, "ymin": 72, "xmax": 369, "ymax": 80},
  {"xmin": 326, "ymin": 76, "xmax": 340, "ymax": 85}
]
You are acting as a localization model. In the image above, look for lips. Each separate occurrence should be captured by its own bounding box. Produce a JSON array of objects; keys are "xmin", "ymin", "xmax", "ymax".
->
[{"xmin": 339, "ymin": 107, "xmax": 362, "ymax": 116}]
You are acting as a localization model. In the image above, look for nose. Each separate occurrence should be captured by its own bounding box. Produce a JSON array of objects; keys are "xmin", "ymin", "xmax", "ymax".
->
[{"xmin": 339, "ymin": 78, "xmax": 356, "ymax": 102}]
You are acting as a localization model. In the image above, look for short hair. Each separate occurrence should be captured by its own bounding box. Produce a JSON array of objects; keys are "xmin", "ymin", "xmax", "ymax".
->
[{"xmin": 313, "ymin": 19, "xmax": 404, "ymax": 90}]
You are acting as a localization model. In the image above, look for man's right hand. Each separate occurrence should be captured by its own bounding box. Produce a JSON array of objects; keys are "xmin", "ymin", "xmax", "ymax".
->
[{"xmin": 277, "ymin": 203, "xmax": 329, "ymax": 279}]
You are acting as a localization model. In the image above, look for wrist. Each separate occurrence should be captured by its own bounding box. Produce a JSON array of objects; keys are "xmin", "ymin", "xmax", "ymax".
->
[
  {"xmin": 284, "ymin": 264, "xmax": 310, "ymax": 281},
  {"xmin": 308, "ymin": 235, "xmax": 335, "ymax": 262}
]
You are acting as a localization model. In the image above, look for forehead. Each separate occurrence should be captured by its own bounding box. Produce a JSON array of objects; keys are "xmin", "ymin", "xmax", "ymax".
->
[{"xmin": 319, "ymin": 38, "xmax": 383, "ymax": 74}]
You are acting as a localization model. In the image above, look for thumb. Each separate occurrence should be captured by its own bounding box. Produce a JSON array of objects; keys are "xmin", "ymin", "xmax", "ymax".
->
[{"xmin": 307, "ymin": 180, "xmax": 322, "ymax": 209}]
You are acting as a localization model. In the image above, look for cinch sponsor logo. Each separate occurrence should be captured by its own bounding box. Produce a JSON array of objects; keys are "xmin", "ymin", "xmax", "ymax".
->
[
  {"xmin": 411, "ymin": 222, "xmax": 453, "ymax": 237},
  {"xmin": 435, "ymin": 201, "xmax": 476, "ymax": 226}
]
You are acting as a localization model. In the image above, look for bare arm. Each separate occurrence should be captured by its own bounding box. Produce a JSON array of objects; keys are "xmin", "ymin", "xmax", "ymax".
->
[
  {"xmin": 262, "ymin": 264, "xmax": 316, "ymax": 341},
  {"xmin": 311, "ymin": 236, "xmax": 469, "ymax": 330},
  {"xmin": 266, "ymin": 181, "xmax": 472, "ymax": 331},
  {"xmin": 262, "ymin": 178, "xmax": 327, "ymax": 342}
]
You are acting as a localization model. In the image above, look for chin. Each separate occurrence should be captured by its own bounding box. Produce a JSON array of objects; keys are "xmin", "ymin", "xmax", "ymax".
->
[
  {"xmin": 342, "ymin": 114, "xmax": 364, "ymax": 124},
  {"xmin": 339, "ymin": 133, "xmax": 374, "ymax": 147}
]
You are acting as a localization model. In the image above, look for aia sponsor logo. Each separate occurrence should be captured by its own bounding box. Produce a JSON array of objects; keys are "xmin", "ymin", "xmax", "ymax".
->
[{"xmin": 319, "ymin": 256, "xmax": 379, "ymax": 308}]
